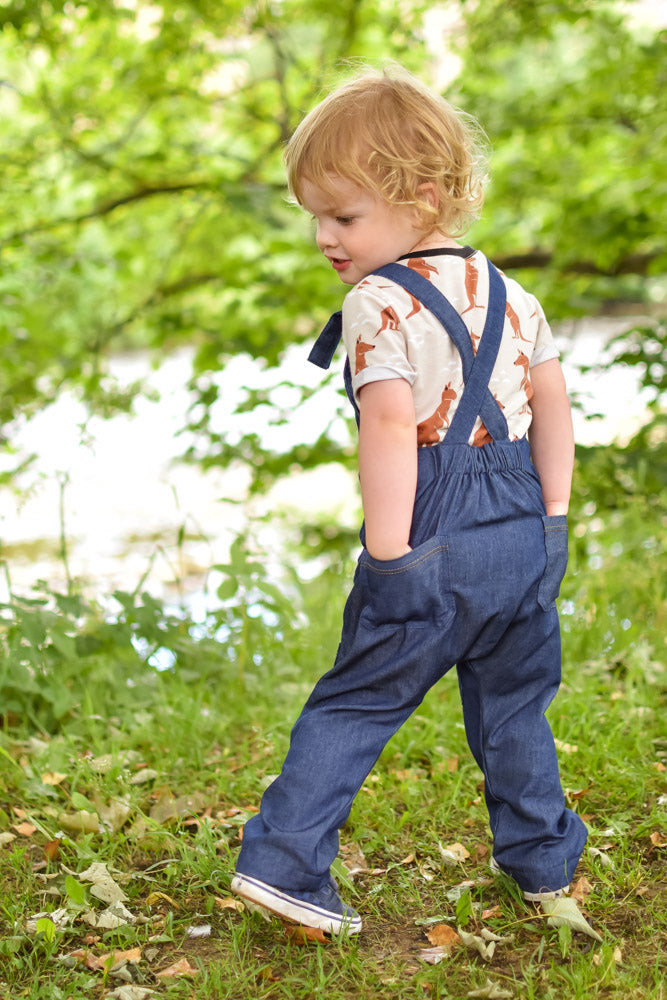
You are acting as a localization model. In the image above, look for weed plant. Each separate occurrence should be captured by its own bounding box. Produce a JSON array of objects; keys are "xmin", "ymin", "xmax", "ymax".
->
[{"xmin": 0, "ymin": 439, "xmax": 665, "ymax": 999}]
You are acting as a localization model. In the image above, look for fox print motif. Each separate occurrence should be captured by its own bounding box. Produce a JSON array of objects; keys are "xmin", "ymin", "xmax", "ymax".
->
[
  {"xmin": 355, "ymin": 336, "xmax": 375, "ymax": 374},
  {"xmin": 514, "ymin": 350, "xmax": 533, "ymax": 400},
  {"xmin": 417, "ymin": 383, "xmax": 458, "ymax": 445}
]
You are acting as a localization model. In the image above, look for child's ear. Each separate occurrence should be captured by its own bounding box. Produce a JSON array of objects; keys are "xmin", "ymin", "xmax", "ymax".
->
[{"xmin": 417, "ymin": 182, "xmax": 439, "ymax": 211}]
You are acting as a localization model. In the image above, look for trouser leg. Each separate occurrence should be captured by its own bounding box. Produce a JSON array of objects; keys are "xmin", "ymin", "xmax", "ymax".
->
[
  {"xmin": 457, "ymin": 603, "xmax": 587, "ymax": 894},
  {"xmin": 237, "ymin": 541, "xmax": 457, "ymax": 892}
]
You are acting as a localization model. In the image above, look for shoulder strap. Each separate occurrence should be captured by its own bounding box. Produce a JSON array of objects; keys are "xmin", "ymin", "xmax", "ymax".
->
[{"xmin": 372, "ymin": 259, "xmax": 509, "ymax": 444}]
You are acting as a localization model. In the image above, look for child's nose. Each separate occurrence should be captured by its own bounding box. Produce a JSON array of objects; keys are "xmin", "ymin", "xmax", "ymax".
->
[{"xmin": 316, "ymin": 221, "xmax": 337, "ymax": 251}]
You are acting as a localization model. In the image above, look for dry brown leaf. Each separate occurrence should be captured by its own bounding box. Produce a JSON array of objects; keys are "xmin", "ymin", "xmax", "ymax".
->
[
  {"xmin": 282, "ymin": 922, "xmax": 329, "ymax": 945},
  {"xmin": 447, "ymin": 756, "xmax": 459, "ymax": 772},
  {"xmin": 43, "ymin": 839, "xmax": 61, "ymax": 862},
  {"xmin": 41, "ymin": 771, "xmax": 67, "ymax": 786},
  {"xmin": 258, "ymin": 968, "xmax": 281, "ymax": 982},
  {"xmin": 71, "ymin": 947, "xmax": 141, "ymax": 972},
  {"xmin": 146, "ymin": 891, "xmax": 178, "ymax": 908},
  {"xmin": 426, "ymin": 924, "xmax": 461, "ymax": 953},
  {"xmin": 156, "ymin": 957, "xmax": 198, "ymax": 978},
  {"xmin": 438, "ymin": 842, "xmax": 470, "ymax": 864},
  {"xmin": 481, "ymin": 905, "xmax": 502, "ymax": 920},
  {"xmin": 215, "ymin": 896, "xmax": 245, "ymax": 912},
  {"xmin": 649, "ymin": 831, "xmax": 666, "ymax": 848},
  {"xmin": 571, "ymin": 876, "xmax": 593, "ymax": 902},
  {"xmin": 567, "ymin": 785, "xmax": 593, "ymax": 802},
  {"xmin": 13, "ymin": 821, "xmax": 37, "ymax": 836},
  {"xmin": 399, "ymin": 853, "xmax": 415, "ymax": 866},
  {"xmin": 12, "ymin": 807, "xmax": 29, "ymax": 819},
  {"xmin": 652, "ymin": 761, "xmax": 666, "ymax": 772}
]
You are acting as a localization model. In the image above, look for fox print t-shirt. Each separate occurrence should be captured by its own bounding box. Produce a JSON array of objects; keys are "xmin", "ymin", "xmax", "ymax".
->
[{"xmin": 341, "ymin": 247, "xmax": 559, "ymax": 447}]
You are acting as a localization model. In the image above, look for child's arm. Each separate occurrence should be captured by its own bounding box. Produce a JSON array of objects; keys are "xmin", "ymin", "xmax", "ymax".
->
[
  {"xmin": 528, "ymin": 358, "xmax": 574, "ymax": 515},
  {"xmin": 358, "ymin": 379, "xmax": 417, "ymax": 560}
]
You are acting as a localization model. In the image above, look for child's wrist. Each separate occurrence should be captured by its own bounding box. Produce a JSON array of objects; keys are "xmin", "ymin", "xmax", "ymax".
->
[
  {"xmin": 366, "ymin": 541, "xmax": 412, "ymax": 561},
  {"xmin": 544, "ymin": 501, "xmax": 569, "ymax": 516}
]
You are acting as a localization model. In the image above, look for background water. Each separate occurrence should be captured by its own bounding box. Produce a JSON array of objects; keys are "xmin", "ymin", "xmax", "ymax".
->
[{"xmin": 1, "ymin": 317, "xmax": 653, "ymax": 603}]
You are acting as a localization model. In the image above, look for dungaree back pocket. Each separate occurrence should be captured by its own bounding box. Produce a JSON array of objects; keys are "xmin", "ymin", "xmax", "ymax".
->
[
  {"xmin": 358, "ymin": 535, "xmax": 455, "ymax": 630},
  {"xmin": 537, "ymin": 515, "xmax": 569, "ymax": 611}
]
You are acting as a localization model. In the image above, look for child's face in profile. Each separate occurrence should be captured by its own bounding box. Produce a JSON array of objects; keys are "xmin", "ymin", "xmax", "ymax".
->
[{"xmin": 300, "ymin": 175, "xmax": 429, "ymax": 286}]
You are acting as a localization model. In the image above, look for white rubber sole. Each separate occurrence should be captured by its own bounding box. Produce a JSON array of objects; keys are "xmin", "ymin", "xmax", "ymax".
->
[
  {"xmin": 490, "ymin": 857, "xmax": 569, "ymax": 901},
  {"xmin": 231, "ymin": 873, "xmax": 362, "ymax": 935}
]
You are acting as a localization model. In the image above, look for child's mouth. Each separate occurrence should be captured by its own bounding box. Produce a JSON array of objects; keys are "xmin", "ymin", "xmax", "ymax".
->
[{"xmin": 330, "ymin": 258, "xmax": 351, "ymax": 272}]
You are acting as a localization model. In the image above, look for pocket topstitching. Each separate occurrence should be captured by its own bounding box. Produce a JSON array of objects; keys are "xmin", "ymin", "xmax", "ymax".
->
[
  {"xmin": 537, "ymin": 514, "xmax": 569, "ymax": 611},
  {"xmin": 358, "ymin": 535, "xmax": 455, "ymax": 630}
]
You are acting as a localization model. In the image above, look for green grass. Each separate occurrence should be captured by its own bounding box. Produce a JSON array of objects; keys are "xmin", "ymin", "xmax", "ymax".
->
[{"xmin": 1, "ymin": 467, "xmax": 665, "ymax": 999}]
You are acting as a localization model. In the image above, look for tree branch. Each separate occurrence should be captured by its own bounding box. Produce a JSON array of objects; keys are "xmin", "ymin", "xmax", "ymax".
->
[
  {"xmin": 1, "ymin": 182, "xmax": 214, "ymax": 246},
  {"xmin": 494, "ymin": 249, "xmax": 662, "ymax": 277}
]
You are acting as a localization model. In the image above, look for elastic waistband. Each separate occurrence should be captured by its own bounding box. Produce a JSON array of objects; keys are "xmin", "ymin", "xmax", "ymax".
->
[{"xmin": 418, "ymin": 437, "xmax": 533, "ymax": 475}]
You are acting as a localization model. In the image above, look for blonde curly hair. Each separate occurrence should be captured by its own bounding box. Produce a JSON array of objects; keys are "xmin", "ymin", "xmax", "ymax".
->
[{"xmin": 284, "ymin": 67, "xmax": 487, "ymax": 238}]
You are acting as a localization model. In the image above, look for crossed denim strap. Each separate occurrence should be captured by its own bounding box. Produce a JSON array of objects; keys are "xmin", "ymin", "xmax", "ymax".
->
[
  {"xmin": 308, "ymin": 311, "xmax": 361, "ymax": 425},
  {"xmin": 373, "ymin": 260, "xmax": 509, "ymax": 444},
  {"xmin": 308, "ymin": 256, "xmax": 510, "ymax": 442}
]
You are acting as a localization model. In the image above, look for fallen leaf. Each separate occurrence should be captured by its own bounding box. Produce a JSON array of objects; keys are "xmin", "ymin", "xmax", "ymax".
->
[
  {"xmin": 467, "ymin": 978, "xmax": 513, "ymax": 999},
  {"xmin": 588, "ymin": 846, "xmax": 613, "ymax": 869},
  {"xmin": 458, "ymin": 928, "xmax": 497, "ymax": 962},
  {"xmin": 282, "ymin": 923, "xmax": 329, "ymax": 944},
  {"xmin": 156, "ymin": 957, "xmax": 199, "ymax": 978},
  {"xmin": 541, "ymin": 897, "xmax": 602, "ymax": 942},
  {"xmin": 0, "ymin": 832, "xmax": 16, "ymax": 847},
  {"xmin": 554, "ymin": 739, "xmax": 578, "ymax": 754},
  {"xmin": 399, "ymin": 853, "xmax": 415, "ymax": 866},
  {"xmin": 481, "ymin": 905, "xmax": 502, "ymax": 920},
  {"xmin": 149, "ymin": 791, "xmax": 208, "ymax": 826},
  {"xmin": 129, "ymin": 769, "xmax": 159, "ymax": 786},
  {"xmin": 438, "ymin": 841, "xmax": 470, "ymax": 865},
  {"xmin": 480, "ymin": 928, "xmax": 514, "ymax": 944},
  {"xmin": 57, "ymin": 811, "xmax": 100, "ymax": 834},
  {"xmin": 571, "ymin": 876, "xmax": 593, "ymax": 902},
  {"xmin": 215, "ymin": 896, "xmax": 245, "ymax": 912},
  {"xmin": 418, "ymin": 946, "xmax": 448, "ymax": 965},
  {"xmin": 649, "ymin": 831, "xmax": 667, "ymax": 848},
  {"xmin": 566, "ymin": 785, "xmax": 593, "ymax": 802},
  {"xmin": 146, "ymin": 891, "xmax": 179, "ymax": 908},
  {"xmin": 105, "ymin": 987, "xmax": 154, "ymax": 1000},
  {"xmin": 44, "ymin": 839, "xmax": 61, "ymax": 861},
  {"xmin": 25, "ymin": 908, "xmax": 72, "ymax": 934},
  {"xmin": 97, "ymin": 798, "xmax": 132, "ymax": 834},
  {"xmin": 447, "ymin": 756, "xmax": 459, "ymax": 772},
  {"xmin": 13, "ymin": 821, "xmax": 37, "ymax": 836},
  {"xmin": 258, "ymin": 968, "xmax": 281, "ymax": 982},
  {"xmin": 426, "ymin": 924, "xmax": 461, "ymax": 953},
  {"xmin": 93, "ymin": 902, "xmax": 138, "ymax": 930},
  {"xmin": 78, "ymin": 863, "xmax": 129, "ymax": 904},
  {"xmin": 41, "ymin": 771, "xmax": 68, "ymax": 786},
  {"xmin": 185, "ymin": 925, "xmax": 211, "ymax": 939}
]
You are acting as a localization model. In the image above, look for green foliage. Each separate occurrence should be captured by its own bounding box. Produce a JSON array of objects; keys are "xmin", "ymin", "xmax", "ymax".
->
[
  {"xmin": 0, "ymin": 0, "xmax": 664, "ymax": 489},
  {"xmin": 0, "ymin": 451, "xmax": 664, "ymax": 998}
]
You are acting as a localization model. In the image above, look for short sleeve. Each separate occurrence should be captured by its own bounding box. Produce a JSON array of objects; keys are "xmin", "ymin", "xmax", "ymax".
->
[
  {"xmin": 342, "ymin": 282, "xmax": 416, "ymax": 404},
  {"xmin": 529, "ymin": 296, "xmax": 559, "ymax": 367}
]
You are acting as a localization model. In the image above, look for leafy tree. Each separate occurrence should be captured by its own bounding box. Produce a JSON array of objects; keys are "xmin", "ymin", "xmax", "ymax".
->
[{"xmin": 0, "ymin": 0, "xmax": 664, "ymax": 492}]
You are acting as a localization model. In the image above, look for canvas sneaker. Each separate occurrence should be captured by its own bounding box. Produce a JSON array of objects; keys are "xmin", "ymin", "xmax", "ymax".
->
[
  {"xmin": 231, "ymin": 872, "xmax": 362, "ymax": 935},
  {"xmin": 490, "ymin": 857, "xmax": 569, "ymax": 901}
]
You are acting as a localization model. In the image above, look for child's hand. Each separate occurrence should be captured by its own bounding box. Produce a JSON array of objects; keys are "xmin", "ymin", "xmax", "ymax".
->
[{"xmin": 367, "ymin": 543, "xmax": 412, "ymax": 561}]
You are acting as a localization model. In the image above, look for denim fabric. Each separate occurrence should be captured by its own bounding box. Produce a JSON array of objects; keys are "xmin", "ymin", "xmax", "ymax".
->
[{"xmin": 236, "ymin": 260, "xmax": 587, "ymax": 897}]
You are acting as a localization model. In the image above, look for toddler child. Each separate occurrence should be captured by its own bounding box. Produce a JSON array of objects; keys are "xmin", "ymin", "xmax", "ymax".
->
[{"xmin": 231, "ymin": 67, "xmax": 587, "ymax": 935}]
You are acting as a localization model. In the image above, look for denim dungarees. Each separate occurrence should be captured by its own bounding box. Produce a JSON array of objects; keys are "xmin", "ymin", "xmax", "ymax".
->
[{"xmin": 237, "ymin": 258, "xmax": 587, "ymax": 896}]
